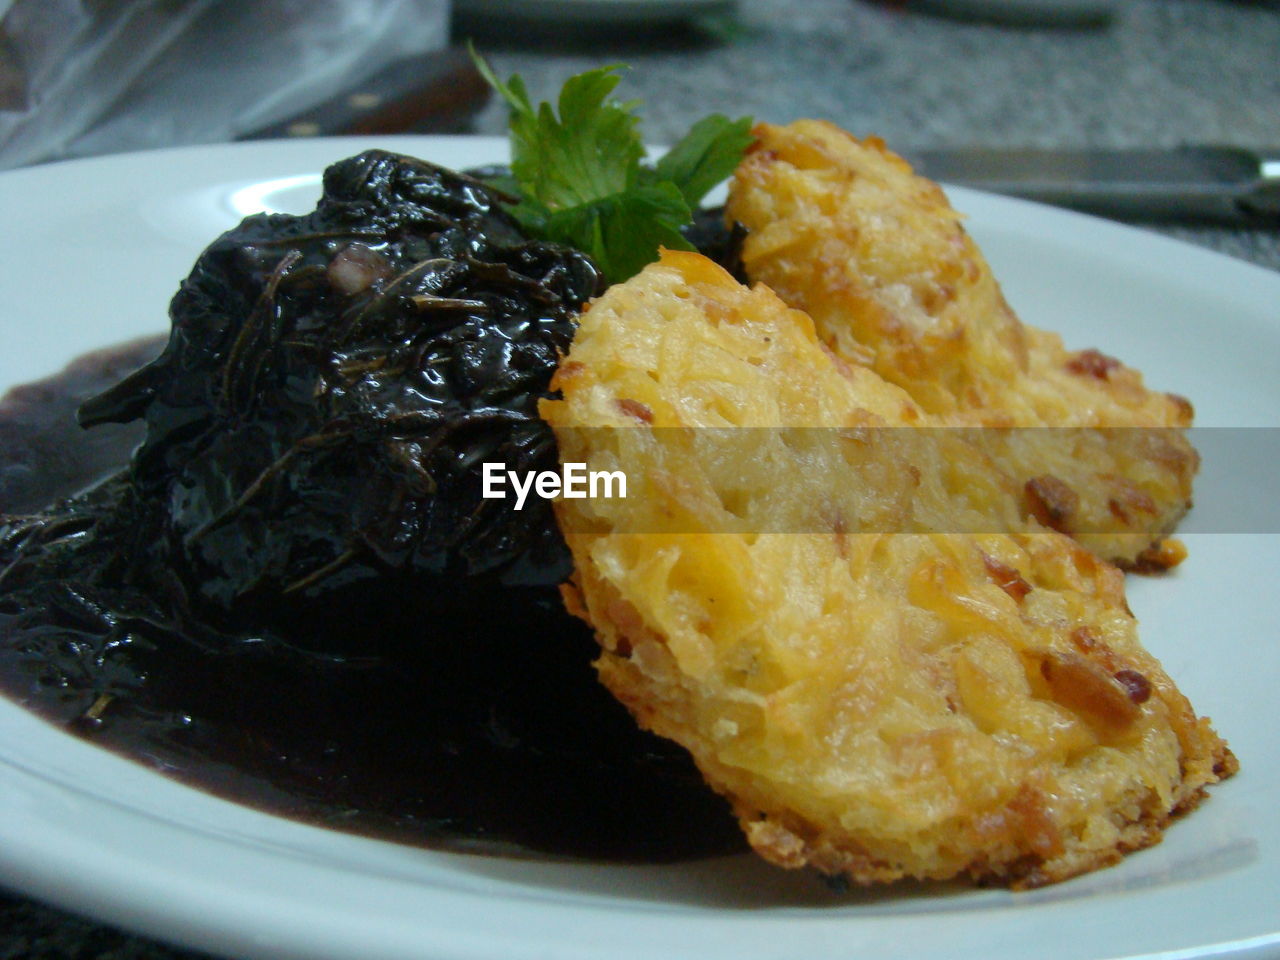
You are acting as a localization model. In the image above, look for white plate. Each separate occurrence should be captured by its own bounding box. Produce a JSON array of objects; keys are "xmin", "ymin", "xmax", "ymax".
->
[{"xmin": 1, "ymin": 136, "xmax": 1278, "ymax": 960}]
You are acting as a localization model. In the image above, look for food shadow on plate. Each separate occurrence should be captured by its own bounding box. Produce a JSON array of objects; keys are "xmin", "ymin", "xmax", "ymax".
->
[
  {"xmin": 0, "ymin": 304, "xmax": 747, "ymax": 870},
  {"xmin": 436, "ymin": 822, "xmax": 1256, "ymax": 911}
]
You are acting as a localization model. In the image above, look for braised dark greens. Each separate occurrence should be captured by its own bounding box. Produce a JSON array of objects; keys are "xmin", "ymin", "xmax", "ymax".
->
[{"xmin": 0, "ymin": 149, "xmax": 741, "ymax": 859}]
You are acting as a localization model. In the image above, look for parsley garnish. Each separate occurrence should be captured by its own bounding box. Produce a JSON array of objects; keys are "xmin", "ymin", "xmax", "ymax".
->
[{"xmin": 472, "ymin": 51, "xmax": 753, "ymax": 284}]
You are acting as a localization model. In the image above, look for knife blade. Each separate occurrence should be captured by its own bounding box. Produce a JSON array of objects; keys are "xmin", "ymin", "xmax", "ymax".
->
[{"xmin": 904, "ymin": 146, "xmax": 1280, "ymax": 223}]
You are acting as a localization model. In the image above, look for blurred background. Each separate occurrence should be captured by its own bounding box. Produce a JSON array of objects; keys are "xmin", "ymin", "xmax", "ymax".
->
[
  {"xmin": 0, "ymin": 0, "xmax": 1278, "ymax": 956},
  {"xmin": 1, "ymin": 0, "xmax": 1278, "ymax": 264}
]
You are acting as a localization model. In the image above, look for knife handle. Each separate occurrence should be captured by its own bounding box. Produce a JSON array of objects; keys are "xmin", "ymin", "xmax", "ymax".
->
[{"xmin": 241, "ymin": 47, "xmax": 491, "ymax": 141}]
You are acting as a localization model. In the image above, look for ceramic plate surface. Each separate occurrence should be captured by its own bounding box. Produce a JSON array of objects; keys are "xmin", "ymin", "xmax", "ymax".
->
[{"xmin": 0, "ymin": 136, "xmax": 1277, "ymax": 960}]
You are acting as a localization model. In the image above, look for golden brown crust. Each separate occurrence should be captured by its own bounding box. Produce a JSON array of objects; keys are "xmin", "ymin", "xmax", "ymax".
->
[
  {"xmin": 725, "ymin": 120, "xmax": 1199, "ymax": 567},
  {"xmin": 543, "ymin": 251, "xmax": 1233, "ymax": 889}
]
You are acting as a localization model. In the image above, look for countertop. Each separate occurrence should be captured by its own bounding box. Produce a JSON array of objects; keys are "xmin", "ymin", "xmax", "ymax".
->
[
  {"xmin": 466, "ymin": 0, "xmax": 1280, "ymax": 271},
  {"xmin": 1, "ymin": 0, "xmax": 1277, "ymax": 957}
]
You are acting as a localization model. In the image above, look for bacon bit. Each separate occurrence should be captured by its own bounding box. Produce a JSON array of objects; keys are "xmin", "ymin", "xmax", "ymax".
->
[
  {"xmin": 1039, "ymin": 651, "xmax": 1140, "ymax": 732},
  {"xmin": 557, "ymin": 360, "xmax": 585, "ymax": 380},
  {"xmin": 1113, "ymin": 669, "xmax": 1152, "ymax": 704},
  {"xmin": 1067, "ymin": 626, "xmax": 1124, "ymax": 670},
  {"xmin": 982, "ymin": 553, "xmax": 1032, "ymax": 602},
  {"xmin": 1065, "ymin": 349, "xmax": 1121, "ymax": 380},
  {"xmin": 1067, "ymin": 539, "xmax": 1103, "ymax": 581},
  {"xmin": 1108, "ymin": 498, "xmax": 1130, "ymax": 525},
  {"xmin": 616, "ymin": 398, "xmax": 653, "ymax": 423},
  {"xmin": 1070, "ymin": 626, "xmax": 1101, "ymax": 654},
  {"xmin": 1103, "ymin": 476, "xmax": 1157, "ymax": 518},
  {"xmin": 1129, "ymin": 537, "xmax": 1188, "ymax": 574},
  {"xmin": 1025, "ymin": 475, "xmax": 1079, "ymax": 532}
]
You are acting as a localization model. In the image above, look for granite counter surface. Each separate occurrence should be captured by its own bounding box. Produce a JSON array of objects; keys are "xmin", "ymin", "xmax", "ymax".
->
[{"xmin": 472, "ymin": 0, "xmax": 1280, "ymax": 271}]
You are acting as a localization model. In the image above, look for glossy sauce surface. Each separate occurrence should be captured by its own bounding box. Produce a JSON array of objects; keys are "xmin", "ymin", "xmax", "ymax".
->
[{"xmin": 0, "ymin": 340, "xmax": 743, "ymax": 863}]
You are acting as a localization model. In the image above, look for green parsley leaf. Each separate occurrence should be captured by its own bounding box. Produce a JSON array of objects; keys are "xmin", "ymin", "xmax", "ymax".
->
[
  {"xmin": 470, "ymin": 47, "xmax": 752, "ymax": 284},
  {"xmin": 649, "ymin": 113, "xmax": 755, "ymax": 208},
  {"xmin": 541, "ymin": 181, "xmax": 694, "ymax": 284}
]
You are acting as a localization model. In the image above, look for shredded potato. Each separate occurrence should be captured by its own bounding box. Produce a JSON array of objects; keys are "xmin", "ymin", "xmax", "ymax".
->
[
  {"xmin": 726, "ymin": 120, "xmax": 1197, "ymax": 568},
  {"xmin": 543, "ymin": 251, "xmax": 1233, "ymax": 888}
]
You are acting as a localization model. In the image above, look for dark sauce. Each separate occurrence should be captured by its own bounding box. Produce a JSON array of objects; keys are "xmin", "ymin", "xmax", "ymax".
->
[{"xmin": 0, "ymin": 342, "xmax": 744, "ymax": 861}]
